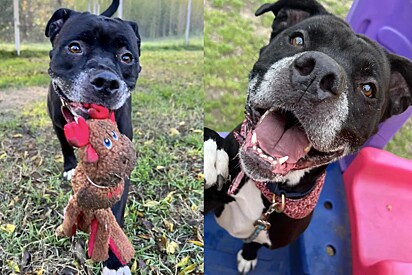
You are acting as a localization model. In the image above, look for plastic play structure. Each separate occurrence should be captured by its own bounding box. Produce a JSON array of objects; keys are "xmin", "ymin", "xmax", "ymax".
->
[{"xmin": 204, "ymin": 0, "xmax": 412, "ymax": 274}]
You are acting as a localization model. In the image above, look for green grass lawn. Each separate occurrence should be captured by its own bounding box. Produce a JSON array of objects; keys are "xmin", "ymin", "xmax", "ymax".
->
[
  {"xmin": 204, "ymin": 0, "xmax": 412, "ymax": 159},
  {"xmin": 0, "ymin": 45, "xmax": 203, "ymax": 274}
]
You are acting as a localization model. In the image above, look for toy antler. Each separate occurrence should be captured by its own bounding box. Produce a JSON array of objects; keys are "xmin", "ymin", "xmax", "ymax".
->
[{"xmin": 64, "ymin": 116, "xmax": 98, "ymax": 163}]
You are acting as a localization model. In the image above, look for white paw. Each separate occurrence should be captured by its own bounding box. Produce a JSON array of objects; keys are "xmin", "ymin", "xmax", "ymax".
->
[
  {"xmin": 237, "ymin": 249, "xmax": 257, "ymax": 274},
  {"xmin": 63, "ymin": 168, "xmax": 76, "ymax": 181},
  {"xmin": 204, "ymin": 139, "xmax": 229, "ymax": 190},
  {"xmin": 102, "ymin": 266, "xmax": 131, "ymax": 275}
]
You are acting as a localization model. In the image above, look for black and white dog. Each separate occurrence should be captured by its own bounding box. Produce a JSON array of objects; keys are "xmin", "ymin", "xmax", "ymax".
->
[
  {"xmin": 45, "ymin": 0, "xmax": 141, "ymax": 273},
  {"xmin": 204, "ymin": 0, "xmax": 412, "ymax": 273}
]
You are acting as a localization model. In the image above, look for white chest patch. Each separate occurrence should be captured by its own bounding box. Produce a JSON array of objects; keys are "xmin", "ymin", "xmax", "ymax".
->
[{"xmin": 216, "ymin": 179, "xmax": 272, "ymax": 246}]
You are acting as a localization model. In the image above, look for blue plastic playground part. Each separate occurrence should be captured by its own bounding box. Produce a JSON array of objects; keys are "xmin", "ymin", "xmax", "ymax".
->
[{"xmin": 204, "ymin": 162, "xmax": 352, "ymax": 274}]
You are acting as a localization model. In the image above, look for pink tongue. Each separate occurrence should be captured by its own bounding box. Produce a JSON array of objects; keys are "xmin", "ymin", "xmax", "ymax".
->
[{"xmin": 254, "ymin": 111, "xmax": 309, "ymax": 163}]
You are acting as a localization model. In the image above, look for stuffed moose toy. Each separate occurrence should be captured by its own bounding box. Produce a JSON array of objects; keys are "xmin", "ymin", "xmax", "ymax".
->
[{"xmin": 56, "ymin": 104, "xmax": 137, "ymax": 265}]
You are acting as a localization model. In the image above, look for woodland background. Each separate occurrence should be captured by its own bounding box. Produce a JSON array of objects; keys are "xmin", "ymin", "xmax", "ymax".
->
[{"xmin": 0, "ymin": 0, "xmax": 204, "ymax": 43}]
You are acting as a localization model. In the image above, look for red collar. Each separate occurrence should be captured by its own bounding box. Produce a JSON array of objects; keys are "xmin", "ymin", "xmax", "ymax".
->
[{"xmin": 229, "ymin": 118, "xmax": 326, "ymax": 219}]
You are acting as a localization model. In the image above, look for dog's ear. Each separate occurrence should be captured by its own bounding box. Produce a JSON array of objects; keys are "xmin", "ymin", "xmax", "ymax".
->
[
  {"xmin": 126, "ymin": 21, "xmax": 141, "ymax": 56},
  {"xmin": 255, "ymin": 0, "xmax": 329, "ymax": 41},
  {"xmin": 45, "ymin": 8, "xmax": 76, "ymax": 43},
  {"xmin": 381, "ymin": 54, "xmax": 412, "ymax": 121}
]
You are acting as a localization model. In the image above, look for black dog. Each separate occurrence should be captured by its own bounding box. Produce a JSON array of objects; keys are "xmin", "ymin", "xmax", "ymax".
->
[
  {"xmin": 204, "ymin": 0, "xmax": 412, "ymax": 273},
  {"xmin": 45, "ymin": 0, "xmax": 141, "ymax": 273}
]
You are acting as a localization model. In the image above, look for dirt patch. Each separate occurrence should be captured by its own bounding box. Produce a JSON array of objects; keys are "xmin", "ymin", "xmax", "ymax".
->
[{"xmin": 0, "ymin": 86, "xmax": 48, "ymax": 113}]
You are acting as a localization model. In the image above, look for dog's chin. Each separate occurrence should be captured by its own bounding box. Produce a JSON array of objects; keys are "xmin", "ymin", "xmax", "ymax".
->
[{"xmin": 239, "ymin": 107, "xmax": 345, "ymax": 182}]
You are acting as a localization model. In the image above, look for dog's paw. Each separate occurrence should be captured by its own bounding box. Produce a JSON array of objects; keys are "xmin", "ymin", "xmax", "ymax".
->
[
  {"xmin": 102, "ymin": 266, "xmax": 131, "ymax": 275},
  {"xmin": 204, "ymin": 139, "xmax": 229, "ymax": 190},
  {"xmin": 237, "ymin": 249, "xmax": 258, "ymax": 274},
  {"xmin": 63, "ymin": 168, "xmax": 76, "ymax": 181}
]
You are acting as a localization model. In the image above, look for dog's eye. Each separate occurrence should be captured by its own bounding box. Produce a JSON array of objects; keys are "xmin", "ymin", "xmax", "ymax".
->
[
  {"xmin": 121, "ymin": 53, "xmax": 133, "ymax": 64},
  {"xmin": 360, "ymin": 83, "xmax": 376, "ymax": 98},
  {"xmin": 68, "ymin": 42, "xmax": 82, "ymax": 54},
  {"xmin": 104, "ymin": 138, "xmax": 113, "ymax": 149},
  {"xmin": 290, "ymin": 34, "xmax": 304, "ymax": 47},
  {"xmin": 111, "ymin": 131, "xmax": 118, "ymax": 141}
]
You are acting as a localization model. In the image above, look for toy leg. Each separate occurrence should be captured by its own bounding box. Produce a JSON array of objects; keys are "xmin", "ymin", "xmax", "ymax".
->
[
  {"xmin": 88, "ymin": 210, "xmax": 111, "ymax": 262},
  {"xmin": 57, "ymin": 198, "xmax": 80, "ymax": 237},
  {"xmin": 106, "ymin": 212, "xmax": 135, "ymax": 265}
]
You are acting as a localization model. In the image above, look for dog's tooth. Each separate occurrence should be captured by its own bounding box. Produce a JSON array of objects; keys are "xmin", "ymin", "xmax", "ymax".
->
[
  {"xmin": 268, "ymin": 156, "xmax": 274, "ymax": 161},
  {"xmin": 304, "ymin": 144, "xmax": 312, "ymax": 153},
  {"xmin": 260, "ymin": 154, "xmax": 267, "ymax": 159},
  {"xmin": 257, "ymin": 148, "xmax": 262, "ymax": 153},
  {"xmin": 278, "ymin": 156, "xmax": 289, "ymax": 165},
  {"xmin": 272, "ymin": 160, "xmax": 277, "ymax": 165},
  {"xmin": 251, "ymin": 132, "xmax": 257, "ymax": 145},
  {"xmin": 253, "ymin": 146, "xmax": 257, "ymax": 151}
]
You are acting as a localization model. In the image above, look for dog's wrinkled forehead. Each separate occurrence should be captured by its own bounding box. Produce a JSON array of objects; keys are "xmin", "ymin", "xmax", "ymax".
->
[
  {"xmin": 55, "ymin": 13, "xmax": 139, "ymax": 53},
  {"xmin": 258, "ymin": 15, "xmax": 389, "ymax": 85}
]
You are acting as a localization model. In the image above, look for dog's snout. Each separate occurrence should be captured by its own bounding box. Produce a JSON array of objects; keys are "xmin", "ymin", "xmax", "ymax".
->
[
  {"xmin": 292, "ymin": 52, "xmax": 344, "ymax": 101},
  {"xmin": 91, "ymin": 71, "xmax": 120, "ymax": 95},
  {"xmin": 294, "ymin": 55, "xmax": 315, "ymax": 76}
]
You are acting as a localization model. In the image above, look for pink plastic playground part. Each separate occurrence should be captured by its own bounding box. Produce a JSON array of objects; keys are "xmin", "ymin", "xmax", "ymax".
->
[{"xmin": 343, "ymin": 147, "xmax": 412, "ymax": 275}]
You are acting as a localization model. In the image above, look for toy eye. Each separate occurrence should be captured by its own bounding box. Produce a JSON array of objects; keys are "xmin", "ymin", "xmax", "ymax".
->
[
  {"xmin": 104, "ymin": 138, "xmax": 112, "ymax": 149},
  {"xmin": 111, "ymin": 131, "xmax": 118, "ymax": 141}
]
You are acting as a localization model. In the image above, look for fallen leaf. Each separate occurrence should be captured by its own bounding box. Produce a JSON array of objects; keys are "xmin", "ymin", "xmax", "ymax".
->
[
  {"xmin": 163, "ymin": 220, "xmax": 174, "ymax": 232},
  {"xmin": 156, "ymin": 165, "xmax": 166, "ymax": 170},
  {"xmin": 1, "ymin": 224, "xmax": 16, "ymax": 234},
  {"xmin": 176, "ymin": 255, "xmax": 190, "ymax": 268},
  {"xmin": 179, "ymin": 121, "xmax": 185, "ymax": 126},
  {"xmin": 130, "ymin": 259, "xmax": 138, "ymax": 273},
  {"xmin": 12, "ymin": 133, "xmax": 23, "ymax": 138},
  {"xmin": 158, "ymin": 235, "xmax": 168, "ymax": 251},
  {"xmin": 55, "ymin": 156, "xmax": 64, "ymax": 163},
  {"xmin": 191, "ymin": 204, "xmax": 198, "ymax": 211},
  {"xmin": 137, "ymin": 234, "xmax": 151, "ymax": 240},
  {"xmin": 169, "ymin": 128, "xmax": 180, "ymax": 137},
  {"xmin": 6, "ymin": 260, "xmax": 20, "ymax": 273},
  {"xmin": 188, "ymin": 240, "xmax": 204, "ymax": 247},
  {"xmin": 166, "ymin": 241, "xmax": 179, "ymax": 254},
  {"xmin": 33, "ymin": 268, "xmax": 45, "ymax": 275},
  {"xmin": 192, "ymin": 129, "xmax": 202, "ymax": 134},
  {"xmin": 163, "ymin": 191, "xmax": 176, "ymax": 203},
  {"xmin": 181, "ymin": 263, "xmax": 197, "ymax": 274},
  {"xmin": 196, "ymin": 173, "xmax": 204, "ymax": 180},
  {"xmin": 143, "ymin": 200, "xmax": 160, "ymax": 207},
  {"xmin": 0, "ymin": 153, "xmax": 7, "ymax": 159},
  {"xmin": 144, "ymin": 140, "xmax": 153, "ymax": 145}
]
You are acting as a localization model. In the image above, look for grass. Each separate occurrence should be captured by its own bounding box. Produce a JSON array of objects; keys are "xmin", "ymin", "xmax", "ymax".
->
[
  {"xmin": 0, "ymin": 44, "xmax": 203, "ymax": 274},
  {"xmin": 204, "ymin": 0, "xmax": 412, "ymax": 159}
]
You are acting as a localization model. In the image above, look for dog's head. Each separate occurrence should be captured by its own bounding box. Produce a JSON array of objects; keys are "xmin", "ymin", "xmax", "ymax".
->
[
  {"xmin": 240, "ymin": 0, "xmax": 412, "ymax": 183},
  {"xmin": 45, "ymin": 5, "xmax": 141, "ymax": 116}
]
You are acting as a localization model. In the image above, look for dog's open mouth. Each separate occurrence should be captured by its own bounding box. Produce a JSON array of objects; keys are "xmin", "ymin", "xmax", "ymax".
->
[
  {"xmin": 52, "ymin": 81, "xmax": 90, "ymax": 122},
  {"xmin": 240, "ymin": 107, "xmax": 344, "ymax": 177},
  {"xmin": 61, "ymin": 99, "xmax": 90, "ymax": 123}
]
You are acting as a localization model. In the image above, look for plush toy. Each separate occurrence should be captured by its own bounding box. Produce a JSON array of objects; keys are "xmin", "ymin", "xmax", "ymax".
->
[{"xmin": 56, "ymin": 104, "xmax": 137, "ymax": 265}]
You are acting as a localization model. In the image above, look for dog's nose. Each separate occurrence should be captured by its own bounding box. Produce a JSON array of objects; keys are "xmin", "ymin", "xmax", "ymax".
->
[
  {"xmin": 90, "ymin": 71, "xmax": 121, "ymax": 95},
  {"xmin": 292, "ymin": 52, "xmax": 344, "ymax": 100}
]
